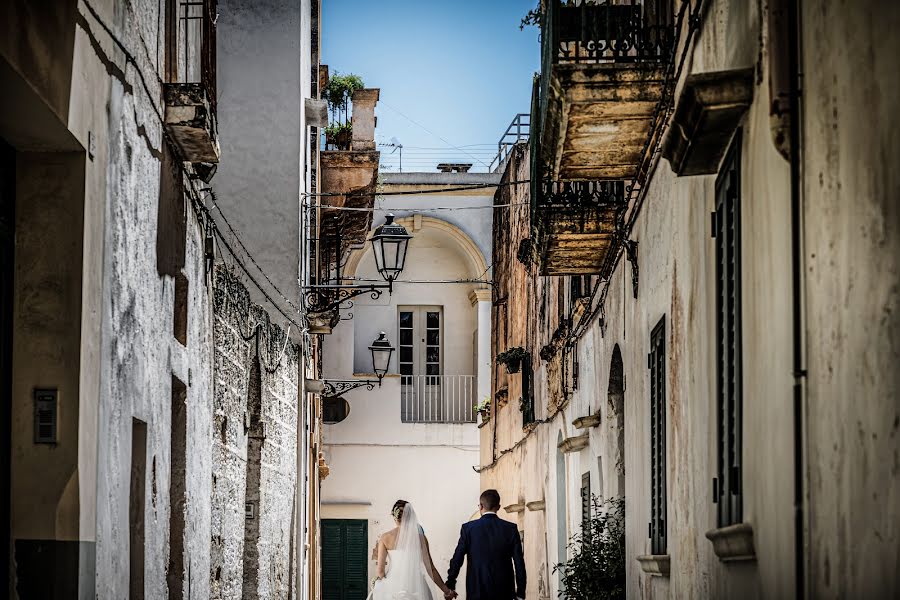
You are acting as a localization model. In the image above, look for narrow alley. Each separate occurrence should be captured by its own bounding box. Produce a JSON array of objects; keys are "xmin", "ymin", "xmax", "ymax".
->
[{"xmin": 1, "ymin": 1, "xmax": 898, "ymax": 599}]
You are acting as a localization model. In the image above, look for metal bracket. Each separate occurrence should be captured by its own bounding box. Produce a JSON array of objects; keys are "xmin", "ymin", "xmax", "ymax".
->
[
  {"xmin": 302, "ymin": 284, "xmax": 389, "ymax": 314},
  {"xmin": 624, "ymin": 240, "xmax": 639, "ymax": 299},
  {"xmin": 321, "ymin": 379, "xmax": 378, "ymax": 396}
]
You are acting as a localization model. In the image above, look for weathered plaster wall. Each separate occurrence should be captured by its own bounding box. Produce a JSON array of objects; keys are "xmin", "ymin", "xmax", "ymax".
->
[
  {"xmin": 486, "ymin": 1, "xmax": 899, "ymax": 599},
  {"xmin": 211, "ymin": 267, "xmax": 299, "ymax": 600},
  {"xmin": 802, "ymin": 1, "xmax": 900, "ymax": 597},
  {"xmin": 215, "ymin": 0, "xmax": 309, "ymax": 309}
]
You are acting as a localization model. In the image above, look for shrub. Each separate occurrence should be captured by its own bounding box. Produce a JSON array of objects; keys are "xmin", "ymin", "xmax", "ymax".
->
[{"xmin": 554, "ymin": 496, "xmax": 626, "ymax": 600}]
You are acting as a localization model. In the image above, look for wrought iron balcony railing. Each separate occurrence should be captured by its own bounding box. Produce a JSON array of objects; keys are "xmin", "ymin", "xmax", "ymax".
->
[
  {"xmin": 550, "ymin": 0, "xmax": 675, "ymax": 65},
  {"xmin": 401, "ymin": 375, "xmax": 477, "ymax": 424}
]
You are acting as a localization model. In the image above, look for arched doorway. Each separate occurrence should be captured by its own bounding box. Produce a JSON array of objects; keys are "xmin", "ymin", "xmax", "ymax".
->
[{"xmin": 608, "ymin": 346, "xmax": 625, "ymax": 498}]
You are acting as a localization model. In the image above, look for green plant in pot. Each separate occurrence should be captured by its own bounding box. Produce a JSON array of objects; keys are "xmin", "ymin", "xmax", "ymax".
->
[
  {"xmin": 496, "ymin": 347, "xmax": 528, "ymax": 374},
  {"xmin": 323, "ymin": 72, "xmax": 364, "ymax": 149},
  {"xmin": 474, "ymin": 396, "xmax": 491, "ymax": 422}
]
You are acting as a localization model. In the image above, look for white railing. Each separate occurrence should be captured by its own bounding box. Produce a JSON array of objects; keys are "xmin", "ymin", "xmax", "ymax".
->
[{"xmin": 401, "ymin": 375, "xmax": 476, "ymax": 423}]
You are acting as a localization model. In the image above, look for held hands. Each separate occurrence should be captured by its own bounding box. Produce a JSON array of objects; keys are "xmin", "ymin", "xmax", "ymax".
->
[{"xmin": 442, "ymin": 590, "xmax": 458, "ymax": 600}]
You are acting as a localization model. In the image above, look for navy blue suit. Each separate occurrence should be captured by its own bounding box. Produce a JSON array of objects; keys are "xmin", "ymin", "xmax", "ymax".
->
[{"xmin": 446, "ymin": 513, "xmax": 526, "ymax": 600}]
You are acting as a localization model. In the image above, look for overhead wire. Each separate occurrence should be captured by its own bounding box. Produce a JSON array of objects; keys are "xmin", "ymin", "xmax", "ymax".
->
[{"xmin": 379, "ymin": 101, "xmax": 493, "ymax": 169}]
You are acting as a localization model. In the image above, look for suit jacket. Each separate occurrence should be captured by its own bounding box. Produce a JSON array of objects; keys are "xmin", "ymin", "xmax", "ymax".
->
[{"xmin": 446, "ymin": 513, "xmax": 526, "ymax": 600}]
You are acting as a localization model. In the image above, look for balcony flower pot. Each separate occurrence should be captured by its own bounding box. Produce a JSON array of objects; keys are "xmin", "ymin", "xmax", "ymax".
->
[
  {"xmin": 325, "ymin": 125, "xmax": 352, "ymax": 150},
  {"xmin": 496, "ymin": 347, "xmax": 528, "ymax": 374}
]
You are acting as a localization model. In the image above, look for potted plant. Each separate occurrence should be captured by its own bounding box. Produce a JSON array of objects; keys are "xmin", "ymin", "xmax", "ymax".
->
[
  {"xmin": 323, "ymin": 72, "xmax": 364, "ymax": 150},
  {"xmin": 554, "ymin": 496, "xmax": 626, "ymax": 600},
  {"xmin": 496, "ymin": 347, "xmax": 528, "ymax": 374},
  {"xmin": 474, "ymin": 396, "xmax": 491, "ymax": 423}
]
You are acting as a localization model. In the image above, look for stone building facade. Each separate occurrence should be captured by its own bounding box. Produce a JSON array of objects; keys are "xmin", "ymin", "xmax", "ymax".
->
[
  {"xmin": 211, "ymin": 267, "xmax": 300, "ymax": 600},
  {"xmin": 1, "ymin": 1, "xmax": 317, "ymax": 598},
  {"xmin": 483, "ymin": 1, "xmax": 899, "ymax": 599}
]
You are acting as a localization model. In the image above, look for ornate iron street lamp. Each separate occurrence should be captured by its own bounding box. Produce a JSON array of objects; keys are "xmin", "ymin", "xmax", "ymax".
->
[
  {"xmin": 303, "ymin": 214, "xmax": 412, "ymax": 313},
  {"xmin": 317, "ymin": 332, "xmax": 396, "ymax": 395},
  {"xmin": 370, "ymin": 214, "xmax": 412, "ymax": 292},
  {"xmin": 369, "ymin": 332, "xmax": 394, "ymax": 382}
]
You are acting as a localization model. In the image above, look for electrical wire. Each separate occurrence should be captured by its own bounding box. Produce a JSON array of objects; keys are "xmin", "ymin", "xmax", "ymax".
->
[
  {"xmin": 310, "ymin": 201, "xmax": 527, "ymax": 212},
  {"xmin": 305, "ymin": 179, "xmax": 530, "ymax": 198},
  {"xmin": 380, "ymin": 101, "xmax": 492, "ymax": 169}
]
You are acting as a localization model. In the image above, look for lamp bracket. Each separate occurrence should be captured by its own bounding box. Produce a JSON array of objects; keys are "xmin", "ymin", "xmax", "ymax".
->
[
  {"xmin": 321, "ymin": 379, "xmax": 378, "ymax": 396},
  {"xmin": 303, "ymin": 284, "xmax": 389, "ymax": 314}
]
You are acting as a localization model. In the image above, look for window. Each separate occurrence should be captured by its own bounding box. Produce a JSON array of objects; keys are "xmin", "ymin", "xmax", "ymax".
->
[
  {"xmin": 714, "ymin": 131, "xmax": 743, "ymax": 527},
  {"xmin": 521, "ymin": 356, "xmax": 535, "ymax": 427},
  {"xmin": 174, "ymin": 273, "xmax": 188, "ymax": 346},
  {"xmin": 648, "ymin": 317, "xmax": 667, "ymax": 555},
  {"xmin": 322, "ymin": 397, "xmax": 350, "ymax": 424},
  {"xmin": 581, "ymin": 472, "xmax": 591, "ymax": 533},
  {"xmin": 166, "ymin": 1, "xmax": 217, "ymax": 97}
]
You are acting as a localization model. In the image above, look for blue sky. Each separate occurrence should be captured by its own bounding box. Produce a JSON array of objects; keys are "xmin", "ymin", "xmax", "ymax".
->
[{"xmin": 322, "ymin": 0, "xmax": 539, "ymax": 173}]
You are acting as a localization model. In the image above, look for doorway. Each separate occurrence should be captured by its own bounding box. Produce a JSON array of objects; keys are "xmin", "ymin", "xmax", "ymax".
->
[{"xmin": 321, "ymin": 519, "xmax": 368, "ymax": 600}]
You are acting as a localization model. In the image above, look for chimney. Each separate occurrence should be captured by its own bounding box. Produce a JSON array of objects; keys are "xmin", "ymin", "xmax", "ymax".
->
[
  {"xmin": 436, "ymin": 163, "xmax": 473, "ymax": 173},
  {"xmin": 351, "ymin": 88, "xmax": 380, "ymax": 151}
]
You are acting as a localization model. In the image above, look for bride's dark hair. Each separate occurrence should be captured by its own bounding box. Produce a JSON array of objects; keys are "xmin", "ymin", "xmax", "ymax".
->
[{"xmin": 391, "ymin": 499, "xmax": 409, "ymax": 520}]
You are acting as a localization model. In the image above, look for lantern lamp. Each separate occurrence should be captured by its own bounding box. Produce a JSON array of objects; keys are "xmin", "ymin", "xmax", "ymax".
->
[
  {"xmin": 368, "ymin": 332, "xmax": 395, "ymax": 385},
  {"xmin": 370, "ymin": 214, "xmax": 412, "ymax": 291}
]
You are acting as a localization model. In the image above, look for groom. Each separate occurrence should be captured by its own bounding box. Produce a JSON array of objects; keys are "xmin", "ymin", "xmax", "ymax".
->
[{"xmin": 445, "ymin": 489, "xmax": 526, "ymax": 600}]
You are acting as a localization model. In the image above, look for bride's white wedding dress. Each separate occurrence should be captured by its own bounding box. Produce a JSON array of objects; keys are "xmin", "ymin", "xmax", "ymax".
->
[{"xmin": 367, "ymin": 504, "xmax": 436, "ymax": 600}]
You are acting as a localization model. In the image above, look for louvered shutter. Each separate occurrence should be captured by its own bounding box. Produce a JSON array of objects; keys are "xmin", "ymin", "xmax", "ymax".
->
[
  {"xmin": 321, "ymin": 519, "xmax": 369, "ymax": 600},
  {"xmin": 581, "ymin": 472, "xmax": 591, "ymax": 534},
  {"xmin": 344, "ymin": 521, "xmax": 368, "ymax": 599},
  {"xmin": 321, "ymin": 520, "xmax": 344, "ymax": 600},
  {"xmin": 649, "ymin": 317, "xmax": 667, "ymax": 555},
  {"xmin": 714, "ymin": 132, "xmax": 744, "ymax": 527}
]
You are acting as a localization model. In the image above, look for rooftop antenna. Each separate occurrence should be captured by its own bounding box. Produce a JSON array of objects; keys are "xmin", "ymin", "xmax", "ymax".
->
[{"xmin": 387, "ymin": 137, "xmax": 403, "ymax": 173}]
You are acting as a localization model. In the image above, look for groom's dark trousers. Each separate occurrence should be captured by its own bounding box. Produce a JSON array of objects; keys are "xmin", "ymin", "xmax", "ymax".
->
[{"xmin": 446, "ymin": 513, "xmax": 526, "ymax": 600}]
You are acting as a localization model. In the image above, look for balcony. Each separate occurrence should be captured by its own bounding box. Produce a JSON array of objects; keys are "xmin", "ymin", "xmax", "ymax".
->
[
  {"xmin": 401, "ymin": 375, "xmax": 476, "ymax": 424},
  {"xmin": 163, "ymin": 0, "xmax": 219, "ymax": 163},
  {"xmin": 320, "ymin": 88, "xmax": 381, "ymax": 246},
  {"xmin": 534, "ymin": 179, "xmax": 628, "ymax": 276},
  {"xmin": 164, "ymin": 83, "xmax": 219, "ymax": 163},
  {"xmin": 536, "ymin": 0, "xmax": 675, "ymax": 181}
]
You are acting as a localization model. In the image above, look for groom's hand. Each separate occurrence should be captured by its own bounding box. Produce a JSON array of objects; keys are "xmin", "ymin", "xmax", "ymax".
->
[{"xmin": 443, "ymin": 591, "xmax": 458, "ymax": 600}]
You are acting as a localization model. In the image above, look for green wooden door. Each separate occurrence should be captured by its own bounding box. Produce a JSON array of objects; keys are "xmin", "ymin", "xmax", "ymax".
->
[{"xmin": 322, "ymin": 519, "xmax": 368, "ymax": 600}]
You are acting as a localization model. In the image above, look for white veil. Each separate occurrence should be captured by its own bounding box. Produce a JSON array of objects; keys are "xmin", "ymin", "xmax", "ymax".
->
[{"xmin": 370, "ymin": 502, "xmax": 434, "ymax": 600}]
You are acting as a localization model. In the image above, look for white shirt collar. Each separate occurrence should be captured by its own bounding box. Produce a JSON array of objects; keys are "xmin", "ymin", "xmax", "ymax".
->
[{"xmin": 481, "ymin": 511, "xmax": 497, "ymax": 516}]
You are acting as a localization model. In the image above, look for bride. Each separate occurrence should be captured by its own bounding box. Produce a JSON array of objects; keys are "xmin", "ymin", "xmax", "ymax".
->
[{"xmin": 368, "ymin": 500, "xmax": 456, "ymax": 600}]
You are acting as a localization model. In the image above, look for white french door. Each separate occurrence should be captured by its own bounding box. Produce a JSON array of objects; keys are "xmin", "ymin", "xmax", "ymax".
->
[{"xmin": 399, "ymin": 306, "xmax": 442, "ymax": 421}]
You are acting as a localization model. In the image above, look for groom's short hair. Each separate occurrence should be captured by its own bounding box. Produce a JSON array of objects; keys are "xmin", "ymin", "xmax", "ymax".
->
[{"xmin": 480, "ymin": 489, "xmax": 501, "ymax": 511}]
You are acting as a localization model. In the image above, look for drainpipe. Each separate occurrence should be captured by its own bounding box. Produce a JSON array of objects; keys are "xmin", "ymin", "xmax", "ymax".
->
[
  {"xmin": 787, "ymin": 0, "xmax": 807, "ymax": 598},
  {"xmin": 769, "ymin": 0, "xmax": 807, "ymax": 595}
]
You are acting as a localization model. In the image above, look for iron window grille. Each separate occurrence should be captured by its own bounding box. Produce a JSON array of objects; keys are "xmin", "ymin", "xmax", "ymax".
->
[
  {"xmin": 713, "ymin": 130, "xmax": 744, "ymax": 527},
  {"xmin": 648, "ymin": 316, "xmax": 667, "ymax": 555}
]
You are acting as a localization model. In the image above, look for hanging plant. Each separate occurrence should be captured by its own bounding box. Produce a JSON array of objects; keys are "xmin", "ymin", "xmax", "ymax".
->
[{"xmin": 496, "ymin": 347, "xmax": 529, "ymax": 374}]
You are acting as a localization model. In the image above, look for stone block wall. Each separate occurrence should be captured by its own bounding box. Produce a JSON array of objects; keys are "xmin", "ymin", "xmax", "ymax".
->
[{"xmin": 211, "ymin": 266, "xmax": 299, "ymax": 600}]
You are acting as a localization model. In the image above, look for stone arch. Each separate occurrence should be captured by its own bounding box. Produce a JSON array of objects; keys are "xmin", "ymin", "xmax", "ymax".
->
[
  {"xmin": 608, "ymin": 345, "xmax": 625, "ymax": 498},
  {"xmin": 344, "ymin": 215, "xmax": 489, "ymax": 285}
]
